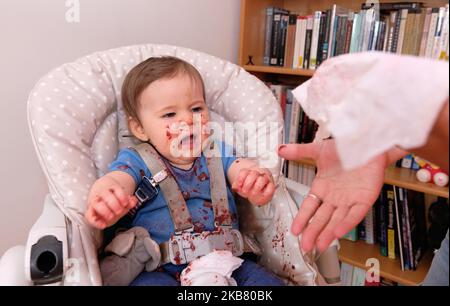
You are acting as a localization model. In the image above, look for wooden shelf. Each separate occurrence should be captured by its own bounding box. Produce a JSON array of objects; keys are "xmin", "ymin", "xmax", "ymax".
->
[
  {"xmin": 243, "ymin": 65, "xmax": 315, "ymax": 77},
  {"xmin": 338, "ymin": 239, "xmax": 434, "ymax": 286},
  {"xmin": 385, "ymin": 166, "xmax": 449, "ymax": 198},
  {"xmin": 296, "ymin": 160, "xmax": 449, "ymax": 199}
]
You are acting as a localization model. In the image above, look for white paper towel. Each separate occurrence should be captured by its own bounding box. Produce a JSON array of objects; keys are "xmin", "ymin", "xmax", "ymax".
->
[
  {"xmin": 293, "ymin": 52, "xmax": 449, "ymax": 170},
  {"xmin": 180, "ymin": 250, "xmax": 244, "ymax": 286}
]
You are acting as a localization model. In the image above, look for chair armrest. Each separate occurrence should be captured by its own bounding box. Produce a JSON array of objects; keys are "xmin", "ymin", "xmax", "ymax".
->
[
  {"xmin": 0, "ymin": 245, "xmax": 32, "ymax": 285},
  {"xmin": 24, "ymin": 194, "xmax": 68, "ymax": 285},
  {"xmin": 284, "ymin": 177, "xmax": 341, "ymax": 285}
]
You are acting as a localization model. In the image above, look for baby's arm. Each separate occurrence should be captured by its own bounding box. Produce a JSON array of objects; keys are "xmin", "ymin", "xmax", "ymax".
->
[
  {"xmin": 227, "ymin": 158, "xmax": 276, "ymax": 206},
  {"xmin": 85, "ymin": 171, "xmax": 138, "ymax": 229}
]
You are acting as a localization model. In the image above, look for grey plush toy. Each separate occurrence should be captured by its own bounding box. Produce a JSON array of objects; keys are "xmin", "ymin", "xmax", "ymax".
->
[{"xmin": 100, "ymin": 226, "xmax": 161, "ymax": 286}]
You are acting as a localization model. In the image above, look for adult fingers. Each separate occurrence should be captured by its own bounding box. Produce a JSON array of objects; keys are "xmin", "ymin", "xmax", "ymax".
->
[
  {"xmin": 316, "ymin": 206, "xmax": 350, "ymax": 252},
  {"xmin": 334, "ymin": 203, "xmax": 371, "ymax": 238},
  {"xmin": 299, "ymin": 203, "xmax": 335, "ymax": 253},
  {"xmin": 277, "ymin": 143, "xmax": 320, "ymax": 162}
]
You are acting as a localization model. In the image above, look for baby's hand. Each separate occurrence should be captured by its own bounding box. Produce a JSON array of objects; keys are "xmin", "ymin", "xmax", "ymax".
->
[
  {"xmin": 231, "ymin": 168, "xmax": 276, "ymax": 206},
  {"xmin": 85, "ymin": 184, "xmax": 138, "ymax": 229}
]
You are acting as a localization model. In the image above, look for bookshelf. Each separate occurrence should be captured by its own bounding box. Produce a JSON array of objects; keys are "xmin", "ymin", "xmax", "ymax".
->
[
  {"xmin": 239, "ymin": 0, "xmax": 449, "ymax": 286},
  {"xmin": 297, "ymin": 160, "xmax": 449, "ymax": 199}
]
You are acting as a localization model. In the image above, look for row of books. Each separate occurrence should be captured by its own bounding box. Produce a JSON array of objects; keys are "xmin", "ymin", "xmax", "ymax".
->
[
  {"xmin": 268, "ymin": 83, "xmax": 318, "ymax": 185},
  {"xmin": 340, "ymin": 262, "xmax": 402, "ymax": 286},
  {"xmin": 343, "ymin": 184, "xmax": 429, "ymax": 271},
  {"xmin": 264, "ymin": 2, "xmax": 450, "ymax": 69}
]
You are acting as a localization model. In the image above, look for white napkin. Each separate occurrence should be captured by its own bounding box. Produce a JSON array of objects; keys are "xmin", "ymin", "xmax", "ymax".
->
[
  {"xmin": 180, "ymin": 250, "xmax": 244, "ymax": 286},
  {"xmin": 293, "ymin": 52, "xmax": 449, "ymax": 170}
]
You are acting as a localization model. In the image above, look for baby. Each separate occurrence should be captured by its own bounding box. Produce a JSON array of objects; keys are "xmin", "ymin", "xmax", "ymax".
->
[{"xmin": 85, "ymin": 56, "xmax": 284, "ymax": 286}]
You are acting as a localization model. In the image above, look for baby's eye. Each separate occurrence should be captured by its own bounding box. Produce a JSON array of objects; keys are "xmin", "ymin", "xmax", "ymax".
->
[
  {"xmin": 192, "ymin": 107, "xmax": 203, "ymax": 113},
  {"xmin": 162, "ymin": 112, "xmax": 176, "ymax": 118}
]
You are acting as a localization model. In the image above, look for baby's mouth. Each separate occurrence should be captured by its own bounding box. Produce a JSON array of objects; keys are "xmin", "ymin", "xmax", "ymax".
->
[{"xmin": 180, "ymin": 133, "xmax": 194, "ymax": 143}]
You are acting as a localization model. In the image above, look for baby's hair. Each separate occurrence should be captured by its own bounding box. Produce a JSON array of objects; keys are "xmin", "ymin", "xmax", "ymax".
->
[{"xmin": 121, "ymin": 56, "xmax": 205, "ymax": 122}]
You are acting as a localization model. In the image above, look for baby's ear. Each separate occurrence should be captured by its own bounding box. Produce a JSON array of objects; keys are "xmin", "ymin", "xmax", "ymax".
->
[{"xmin": 128, "ymin": 117, "xmax": 148, "ymax": 142}]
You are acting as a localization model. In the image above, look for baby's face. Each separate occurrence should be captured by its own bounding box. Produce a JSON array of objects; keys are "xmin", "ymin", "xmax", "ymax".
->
[{"xmin": 132, "ymin": 73, "xmax": 210, "ymax": 166}]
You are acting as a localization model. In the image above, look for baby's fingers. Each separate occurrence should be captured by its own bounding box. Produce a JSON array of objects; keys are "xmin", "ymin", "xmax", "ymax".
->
[
  {"xmin": 86, "ymin": 204, "xmax": 107, "ymax": 229},
  {"xmin": 126, "ymin": 195, "xmax": 139, "ymax": 209},
  {"xmin": 232, "ymin": 169, "xmax": 249, "ymax": 191},
  {"xmin": 109, "ymin": 185, "xmax": 129, "ymax": 208},
  {"xmin": 92, "ymin": 198, "xmax": 114, "ymax": 222},
  {"xmin": 241, "ymin": 171, "xmax": 259, "ymax": 194},
  {"xmin": 250, "ymin": 175, "xmax": 270, "ymax": 196}
]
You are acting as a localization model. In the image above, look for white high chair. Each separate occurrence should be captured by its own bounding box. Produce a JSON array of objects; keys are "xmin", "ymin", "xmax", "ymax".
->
[{"xmin": 0, "ymin": 44, "xmax": 340, "ymax": 286}]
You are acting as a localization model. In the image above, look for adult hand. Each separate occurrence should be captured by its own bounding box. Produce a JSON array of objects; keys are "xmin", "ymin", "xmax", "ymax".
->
[{"xmin": 278, "ymin": 139, "xmax": 406, "ymax": 253}]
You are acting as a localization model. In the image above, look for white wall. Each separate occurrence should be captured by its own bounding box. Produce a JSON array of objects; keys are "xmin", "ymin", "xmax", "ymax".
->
[{"xmin": 0, "ymin": 0, "xmax": 241, "ymax": 254}]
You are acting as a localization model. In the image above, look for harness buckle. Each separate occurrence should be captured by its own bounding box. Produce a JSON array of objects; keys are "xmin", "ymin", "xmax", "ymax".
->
[
  {"xmin": 167, "ymin": 227, "xmax": 244, "ymax": 265},
  {"xmin": 129, "ymin": 170, "xmax": 168, "ymax": 217}
]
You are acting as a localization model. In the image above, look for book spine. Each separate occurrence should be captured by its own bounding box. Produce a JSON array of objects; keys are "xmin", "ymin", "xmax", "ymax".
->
[
  {"xmin": 376, "ymin": 21, "xmax": 387, "ymax": 51},
  {"xmin": 362, "ymin": 9, "xmax": 376, "ymax": 52},
  {"xmin": 425, "ymin": 8, "xmax": 440, "ymax": 57},
  {"xmin": 327, "ymin": 5, "xmax": 338, "ymax": 58},
  {"xmin": 412, "ymin": 10, "xmax": 426, "ymax": 56},
  {"xmin": 400, "ymin": 188, "xmax": 413, "ymax": 270},
  {"xmin": 292, "ymin": 16, "xmax": 303, "ymax": 68},
  {"xmin": 396, "ymin": 9, "xmax": 409, "ymax": 54},
  {"xmin": 344, "ymin": 14, "xmax": 354, "ymax": 53},
  {"xmin": 278, "ymin": 13, "xmax": 289, "ymax": 67},
  {"xmin": 431, "ymin": 7, "xmax": 446, "ymax": 59},
  {"xmin": 419, "ymin": 8, "xmax": 433, "ymax": 56},
  {"xmin": 349, "ymin": 13, "xmax": 360, "ymax": 53},
  {"xmin": 438, "ymin": 5, "xmax": 449, "ymax": 60},
  {"xmin": 303, "ymin": 16, "xmax": 313, "ymax": 69},
  {"xmin": 393, "ymin": 186, "xmax": 405, "ymax": 270},
  {"xmin": 298, "ymin": 17, "xmax": 308, "ymax": 68},
  {"xmin": 378, "ymin": 190, "xmax": 388, "ymax": 257},
  {"xmin": 391, "ymin": 10, "xmax": 402, "ymax": 53},
  {"xmin": 386, "ymin": 186, "xmax": 396, "ymax": 259},
  {"xmin": 365, "ymin": 206, "xmax": 375, "ymax": 244},
  {"xmin": 316, "ymin": 12, "xmax": 327, "ymax": 66},
  {"xmin": 270, "ymin": 12, "xmax": 281, "ymax": 66},
  {"xmin": 362, "ymin": 2, "xmax": 423, "ymax": 11},
  {"xmin": 321, "ymin": 9, "xmax": 332, "ymax": 62},
  {"xmin": 284, "ymin": 14, "xmax": 297, "ymax": 68},
  {"xmin": 264, "ymin": 7, "xmax": 274, "ymax": 66},
  {"xmin": 309, "ymin": 11, "xmax": 322, "ymax": 69}
]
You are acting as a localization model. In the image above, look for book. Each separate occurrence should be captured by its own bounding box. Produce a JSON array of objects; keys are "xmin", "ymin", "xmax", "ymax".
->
[
  {"xmin": 264, "ymin": 7, "xmax": 274, "ymax": 65},
  {"xmin": 278, "ymin": 13, "xmax": 290, "ymax": 66},
  {"xmin": 419, "ymin": 8, "xmax": 433, "ymax": 56},
  {"xmin": 386, "ymin": 186, "xmax": 397, "ymax": 259},
  {"xmin": 340, "ymin": 262, "xmax": 354, "ymax": 286},
  {"xmin": 327, "ymin": 5, "xmax": 353, "ymax": 58},
  {"xmin": 351, "ymin": 267, "xmax": 367, "ymax": 286},
  {"xmin": 293, "ymin": 16, "xmax": 307, "ymax": 68},
  {"xmin": 362, "ymin": 2, "xmax": 423, "ymax": 12},
  {"xmin": 378, "ymin": 190, "xmax": 388, "ymax": 257},
  {"xmin": 365, "ymin": 206, "xmax": 376, "ymax": 244},
  {"xmin": 309, "ymin": 11, "xmax": 322, "ymax": 69},
  {"xmin": 425, "ymin": 8, "xmax": 440, "ymax": 57},
  {"xmin": 394, "ymin": 186, "xmax": 407, "ymax": 271},
  {"xmin": 284, "ymin": 14, "xmax": 297, "ymax": 68},
  {"xmin": 303, "ymin": 16, "xmax": 314, "ymax": 69}
]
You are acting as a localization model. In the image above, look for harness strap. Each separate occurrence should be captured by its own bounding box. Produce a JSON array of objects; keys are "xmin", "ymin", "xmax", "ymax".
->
[
  {"xmin": 135, "ymin": 143, "xmax": 193, "ymax": 233},
  {"xmin": 204, "ymin": 141, "xmax": 232, "ymax": 227}
]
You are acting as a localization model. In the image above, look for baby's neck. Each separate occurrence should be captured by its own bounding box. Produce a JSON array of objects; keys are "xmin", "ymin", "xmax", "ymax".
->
[{"xmin": 168, "ymin": 160, "xmax": 195, "ymax": 170}]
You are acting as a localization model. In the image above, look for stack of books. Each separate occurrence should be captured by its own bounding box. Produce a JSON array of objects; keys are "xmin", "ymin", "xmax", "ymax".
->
[{"xmin": 264, "ymin": 2, "xmax": 449, "ymax": 69}]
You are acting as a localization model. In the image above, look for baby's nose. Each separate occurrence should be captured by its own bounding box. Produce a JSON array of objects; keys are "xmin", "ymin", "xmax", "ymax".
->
[{"xmin": 179, "ymin": 111, "xmax": 194, "ymax": 126}]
